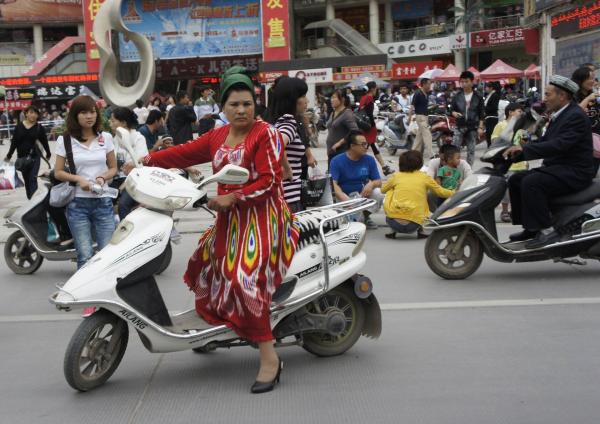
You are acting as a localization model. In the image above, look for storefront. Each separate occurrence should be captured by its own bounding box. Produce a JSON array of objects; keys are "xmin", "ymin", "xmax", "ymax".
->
[
  {"xmin": 469, "ymin": 27, "xmax": 539, "ymax": 71},
  {"xmin": 550, "ymin": 0, "xmax": 600, "ymax": 77}
]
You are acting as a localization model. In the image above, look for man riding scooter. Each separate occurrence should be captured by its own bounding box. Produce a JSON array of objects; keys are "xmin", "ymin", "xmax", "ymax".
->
[{"xmin": 504, "ymin": 75, "xmax": 596, "ymax": 249}]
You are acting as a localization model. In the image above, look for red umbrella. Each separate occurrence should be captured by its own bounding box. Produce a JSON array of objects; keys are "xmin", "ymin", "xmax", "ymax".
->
[
  {"xmin": 468, "ymin": 66, "xmax": 480, "ymax": 82},
  {"xmin": 480, "ymin": 59, "xmax": 524, "ymax": 81},
  {"xmin": 434, "ymin": 64, "xmax": 461, "ymax": 82},
  {"xmin": 524, "ymin": 64, "xmax": 541, "ymax": 80}
]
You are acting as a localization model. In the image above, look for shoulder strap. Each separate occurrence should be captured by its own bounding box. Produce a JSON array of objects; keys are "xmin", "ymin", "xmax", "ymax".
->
[{"xmin": 64, "ymin": 135, "xmax": 77, "ymax": 185}]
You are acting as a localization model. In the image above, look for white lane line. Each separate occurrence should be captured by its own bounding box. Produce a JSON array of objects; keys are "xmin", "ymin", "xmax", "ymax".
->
[
  {"xmin": 381, "ymin": 297, "xmax": 600, "ymax": 311},
  {"xmin": 3, "ymin": 297, "xmax": 600, "ymax": 323}
]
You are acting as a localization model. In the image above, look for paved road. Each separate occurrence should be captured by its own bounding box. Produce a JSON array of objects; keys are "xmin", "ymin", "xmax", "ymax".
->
[{"xmin": 3, "ymin": 141, "xmax": 600, "ymax": 423}]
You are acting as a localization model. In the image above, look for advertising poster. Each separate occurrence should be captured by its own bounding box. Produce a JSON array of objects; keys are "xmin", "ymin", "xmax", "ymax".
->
[
  {"xmin": 118, "ymin": 0, "xmax": 262, "ymax": 62},
  {"xmin": 0, "ymin": 0, "xmax": 82, "ymax": 22}
]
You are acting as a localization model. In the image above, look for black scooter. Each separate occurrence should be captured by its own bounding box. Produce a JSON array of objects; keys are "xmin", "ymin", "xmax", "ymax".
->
[{"xmin": 424, "ymin": 114, "xmax": 600, "ymax": 279}]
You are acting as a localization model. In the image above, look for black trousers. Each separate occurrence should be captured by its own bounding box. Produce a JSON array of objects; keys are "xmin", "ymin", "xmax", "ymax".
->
[{"xmin": 508, "ymin": 169, "xmax": 579, "ymax": 231}]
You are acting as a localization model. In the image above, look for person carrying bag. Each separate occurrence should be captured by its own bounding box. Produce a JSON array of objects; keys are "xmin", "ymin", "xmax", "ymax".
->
[{"xmin": 49, "ymin": 135, "xmax": 76, "ymax": 207}]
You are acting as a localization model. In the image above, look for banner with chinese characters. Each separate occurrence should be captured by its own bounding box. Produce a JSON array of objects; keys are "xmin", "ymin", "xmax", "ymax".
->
[
  {"xmin": 333, "ymin": 71, "xmax": 391, "ymax": 82},
  {"xmin": 118, "ymin": 0, "xmax": 261, "ymax": 62},
  {"xmin": 289, "ymin": 69, "xmax": 333, "ymax": 84},
  {"xmin": 261, "ymin": 0, "xmax": 291, "ymax": 62},
  {"xmin": 470, "ymin": 27, "xmax": 537, "ymax": 48},
  {"xmin": 0, "ymin": 74, "xmax": 100, "ymax": 101},
  {"xmin": 551, "ymin": 0, "xmax": 600, "ymax": 38},
  {"xmin": 156, "ymin": 56, "xmax": 261, "ymax": 80},
  {"xmin": 392, "ymin": 61, "xmax": 444, "ymax": 80},
  {"xmin": 83, "ymin": 0, "xmax": 106, "ymax": 73}
]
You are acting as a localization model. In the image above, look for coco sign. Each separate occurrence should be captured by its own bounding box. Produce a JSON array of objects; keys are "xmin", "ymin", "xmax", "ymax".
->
[{"xmin": 378, "ymin": 37, "xmax": 451, "ymax": 58}]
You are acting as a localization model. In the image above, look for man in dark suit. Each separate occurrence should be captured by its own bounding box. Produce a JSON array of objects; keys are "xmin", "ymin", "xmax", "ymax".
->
[
  {"xmin": 484, "ymin": 82, "xmax": 501, "ymax": 147},
  {"xmin": 505, "ymin": 75, "xmax": 596, "ymax": 248}
]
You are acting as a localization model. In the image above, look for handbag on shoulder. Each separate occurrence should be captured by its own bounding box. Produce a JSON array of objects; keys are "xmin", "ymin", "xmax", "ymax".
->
[{"xmin": 49, "ymin": 135, "xmax": 77, "ymax": 207}]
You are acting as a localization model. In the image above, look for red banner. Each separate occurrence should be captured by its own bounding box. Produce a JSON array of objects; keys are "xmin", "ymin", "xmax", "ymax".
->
[
  {"xmin": 392, "ymin": 61, "xmax": 443, "ymax": 80},
  {"xmin": 261, "ymin": 0, "xmax": 291, "ymax": 62},
  {"xmin": 470, "ymin": 27, "xmax": 537, "ymax": 48},
  {"xmin": 83, "ymin": 0, "xmax": 106, "ymax": 73},
  {"xmin": 0, "ymin": 73, "xmax": 99, "ymax": 87},
  {"xmin": 258, "ymin": 71, "xmax": 288, "ymax": 83}
]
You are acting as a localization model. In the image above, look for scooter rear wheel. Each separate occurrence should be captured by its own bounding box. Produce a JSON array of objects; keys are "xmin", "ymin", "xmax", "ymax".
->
[
  {"xmin": 425, "ymin": 227, "xmax": 484, "ymax": 280},
  {"xmin": 64, "ymin": 310, "xmax": 129, "ymax": 392},
  {"xmin": 4, "ymin": 230, "xmax": 43, "ymax": 275},
  {"xmin": 301, "ymin": 285, "xmax": 365, "ymax": 357}
]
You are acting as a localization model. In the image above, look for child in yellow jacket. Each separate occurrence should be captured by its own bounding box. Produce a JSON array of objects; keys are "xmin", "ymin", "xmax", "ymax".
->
[{"xmin": 382, "ymin": 150, "xmax": 454, "ymax": 239}]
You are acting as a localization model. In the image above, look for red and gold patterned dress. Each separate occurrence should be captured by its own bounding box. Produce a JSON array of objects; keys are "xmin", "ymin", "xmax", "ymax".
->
[{"xmin": 144, "ymin": 120, "xmax": 299, "ymax": 342}]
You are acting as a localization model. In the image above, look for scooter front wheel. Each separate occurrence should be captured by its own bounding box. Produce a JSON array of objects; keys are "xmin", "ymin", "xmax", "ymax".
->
[
  {"xmin": 301, "ymin": 285, "xmax": 365, "ymax": 357},
  {"xmin": 64, "ymin": 310, "xmax": 129, "ymax": 392},
  {"xmin": 3, "ymin": 230, "xmax": 43, "ymax": 275},
  {"xmin": 425, "ymin": 227, "xmax": 483, "ymax": 280}
]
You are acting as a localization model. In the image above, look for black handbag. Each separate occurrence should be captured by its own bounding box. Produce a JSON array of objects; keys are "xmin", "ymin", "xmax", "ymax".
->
[
  {"xmin": 354, "ymin": 109, "xmax": 372, "ymax": 131},
  {"xmin": 14, "ymin": 154, "xmax": 35, "ymax": 172},
  {"xmin": 14, "ymin": 124, "xmax": 42, "ymax": 171}
]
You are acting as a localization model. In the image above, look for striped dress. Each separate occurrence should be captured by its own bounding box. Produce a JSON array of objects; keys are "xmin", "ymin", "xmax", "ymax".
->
[{"xmin": 276, "ymin": 114, "xmax": 305, "ymax": 206}]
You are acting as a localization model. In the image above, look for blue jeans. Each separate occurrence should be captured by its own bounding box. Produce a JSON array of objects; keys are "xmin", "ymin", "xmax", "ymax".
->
[
  {"xmin": 386, "ymin": 217, "xmax": 421, "ymax": 234},
  {"xmin": 452, "ymin": 128, "xmax": 478, "ymax": 166},
  {"xmin": 67, "ymin": 197, "xmax": 116, "ymax": 268}
]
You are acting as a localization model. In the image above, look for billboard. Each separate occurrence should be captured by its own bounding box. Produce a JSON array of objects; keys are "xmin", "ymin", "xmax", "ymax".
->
[
  {"xmin": 0, "ymin": 0, "xmax": 82, "ymax": 22},
  {"xmin": 118, "ymin": 0, "xmax": 262, "ymax": 62},
  {"xmin": 261, "ymin": 0, "xmax": 291, "ymax": 62}
]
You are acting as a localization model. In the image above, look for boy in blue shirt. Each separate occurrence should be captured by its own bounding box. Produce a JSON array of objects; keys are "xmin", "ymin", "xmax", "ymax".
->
[{"xmin": 330, "ymin": 131, "xmax": 383, "ymax": 229}]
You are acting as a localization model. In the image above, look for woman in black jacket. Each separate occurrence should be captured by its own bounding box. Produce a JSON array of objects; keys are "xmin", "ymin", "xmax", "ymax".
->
[
  {"xmin": 484, "ymin": 82, "xmax": 501, "ymax": 147},
  {"xmin": 4, "ymin": 105, "xmax": 51, "ymax": 199}
]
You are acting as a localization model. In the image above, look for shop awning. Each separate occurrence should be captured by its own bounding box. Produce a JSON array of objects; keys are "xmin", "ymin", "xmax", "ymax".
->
[
  {"xmin": 480, "ymin": 59, "xmax": 524, "ymax": 81},
  {"xmin": 434, "ymin": 64, "xmax": 461, "ymax": 82},
  {"xmin": 22, "ymin": 36, "xmax": 85, "ymax": 77},
  {"xmin": 524, "ymin": 64, "xmax": 541, "ymax": 80}
]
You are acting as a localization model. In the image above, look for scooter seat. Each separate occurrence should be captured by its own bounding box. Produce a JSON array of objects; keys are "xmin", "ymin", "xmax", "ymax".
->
[{"xmin": 551, "ymin": 179, "xmax": 600, "ymax": 206}]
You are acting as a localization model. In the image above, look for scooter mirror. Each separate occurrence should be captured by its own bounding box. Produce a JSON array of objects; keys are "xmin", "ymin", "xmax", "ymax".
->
[{"xmin": 199, "ymin": 164, "xmax": 249, "ymax": 187}]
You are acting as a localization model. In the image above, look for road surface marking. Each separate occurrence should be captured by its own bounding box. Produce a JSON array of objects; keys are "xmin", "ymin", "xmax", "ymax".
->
[{"xmin": 3, "ymin": 297, "xmax": 600, "ymax": 323}]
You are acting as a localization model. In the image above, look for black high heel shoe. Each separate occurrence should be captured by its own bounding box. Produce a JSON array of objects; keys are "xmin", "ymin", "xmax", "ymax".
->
[{"xmin": 251, "ymin": 359, "xmax": 283, "ymax": 394}]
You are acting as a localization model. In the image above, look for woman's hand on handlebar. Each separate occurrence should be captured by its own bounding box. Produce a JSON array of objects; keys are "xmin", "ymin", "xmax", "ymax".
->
[
  {"xmin": 207, "ymin": 193, "xmax": 237, "ymax": 212},
  {"xmin": 122, "ymin": 162, "xmax": 135, "ymax": 176},
  {"xmin": 503, "ymin": 145, "xmax": 523, "ymax": 159}
]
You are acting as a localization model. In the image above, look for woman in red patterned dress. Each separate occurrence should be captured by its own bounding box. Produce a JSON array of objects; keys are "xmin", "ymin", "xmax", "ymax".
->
[{"xmin": 141, "ymin": 67, "xmax": 299, "ymax": 393}]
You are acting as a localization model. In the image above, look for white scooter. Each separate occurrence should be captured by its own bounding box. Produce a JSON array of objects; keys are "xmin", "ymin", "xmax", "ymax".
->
[{"xmin": 50, "ymin": 129, "xmax": 382, "ymax": 392}]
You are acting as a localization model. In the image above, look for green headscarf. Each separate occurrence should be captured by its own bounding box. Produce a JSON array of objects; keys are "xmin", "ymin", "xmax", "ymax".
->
[{"xmin": 220, "ymin": 66, "xmax": 254, "ymax": 103}]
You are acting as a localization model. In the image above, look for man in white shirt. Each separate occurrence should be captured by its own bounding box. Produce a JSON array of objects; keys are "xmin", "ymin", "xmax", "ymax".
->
[
  {"xmin": 133, "ymin": 99, "xmax": 148, "ymax": 126},
  {"xmin": 194, "ymin": 87, "xmax": 219, "ymax": 135}
]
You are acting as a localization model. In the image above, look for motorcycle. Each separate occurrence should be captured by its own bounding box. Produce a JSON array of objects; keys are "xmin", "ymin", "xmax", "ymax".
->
[
  {"xmin": 423, "ymin": 111, "xmax": 600, "ymax": 279},
  {"xmin": 378, "ymin": 112, "xmax": 415, "ymax": 156},
  {"xmin": 429, "ymin": 114, "xmax": 455, "ymax": 148},
  {"xmin": 49, "ymin": 128, "xmax": 382, "ymax": 392}
]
